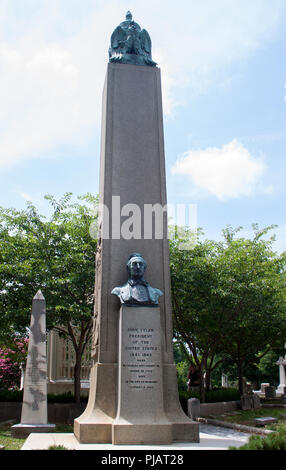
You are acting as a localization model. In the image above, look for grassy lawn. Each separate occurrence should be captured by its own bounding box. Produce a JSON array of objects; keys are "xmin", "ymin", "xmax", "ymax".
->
[
  {"xmin": 0, "ymin": 421, "xmax": 25, "ymax": 450},
  {"xmin": 1, "ymin": 410, "xmax": 286, "ymax": 450},
  {"xmin": 213, "ymin": 407, "xmax": 286, "ymax": 431},
  {"xmin": 0, "ymin": 421, "xmax": 73, "ymax": 451}
]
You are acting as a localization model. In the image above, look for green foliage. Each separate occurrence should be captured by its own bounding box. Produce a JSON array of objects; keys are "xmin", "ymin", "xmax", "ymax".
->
[
  {"xmin": 173, "ymin": 341, "xmax": 187, "ymax": 363},
  {"xmin": 255, "ymin": 349, "xmax": 285, "ymax": 386},
  {"xmin": 209, "ymin": 355, "xmax": 238, "ymax": 388},
  {"xmin": 0, "ymin": 193, "xmax": 98, "ymax": 401},
  {"xmin": 0, "ymin": 422, "xmax": 25, "ymax": 450},
  {"xmin": 230, "ymin": 432, "xmax": 286, "ymax": 450},
  {"xmin": 176, "ymin": 360, "xmax": 189, "ymax": 392},
  {"xmin": 47, "ymin": 392, "xmax": 88, "ymax": 403},
  {"xmin": 0, "ymin": 389, "xmax": 23, "ymax": 402},
  {"xmin": 0, "ymin": 192, "xmax": 97, "ymax": 333},
  {"xmin": 47, "ymin": 392, "xmax": 76, "ymax": 403},
  {"xmin": 204, "ymin": 387, "xmax": 240, "ymax": 403},
  {"xmin": 48, "ymin": 445, "xmax": 71, "ymax": 450},
  {"xmin": 179, "ymin": 388, "xmax": 241, "ymax": 414},
  {"xmin": 0, "ymin": 390, "xmax": 88, "ymax": 403},
  {"xmin": 170, "ymin": 224, "xmax": 286, "ymax": 396}
]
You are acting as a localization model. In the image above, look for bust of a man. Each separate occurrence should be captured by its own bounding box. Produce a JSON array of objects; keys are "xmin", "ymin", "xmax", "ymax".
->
[{"xmin": 111, "ymin": 253, "xmax": 163, "ymax": 306}]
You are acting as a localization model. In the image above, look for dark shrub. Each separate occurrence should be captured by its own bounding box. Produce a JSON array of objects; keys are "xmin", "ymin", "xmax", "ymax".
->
[{"xmin": 179, "ymin": 388, "xmax": 240, "ymax": 414}]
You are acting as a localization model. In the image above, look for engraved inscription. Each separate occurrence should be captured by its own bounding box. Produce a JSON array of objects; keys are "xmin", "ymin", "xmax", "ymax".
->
[{"xmin": 123, "ymin": 327, "xmax": 160, "ymax": 390}]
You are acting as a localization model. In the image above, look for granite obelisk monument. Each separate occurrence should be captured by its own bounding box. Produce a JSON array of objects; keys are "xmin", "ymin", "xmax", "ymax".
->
[
  {"xmin": 12, "ymin": 291, "xmax": 55, "ymax": 437},
  {"xmin": 74, "ymin": 12, "xmax": 199, "ymax": 444}
]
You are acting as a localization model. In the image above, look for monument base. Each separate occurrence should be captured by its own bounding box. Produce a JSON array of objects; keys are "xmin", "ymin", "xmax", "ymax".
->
[
  {"xmin": 112, "ymin": 423, "xmax": 173, "ymax": 445},
  {"xmin": 74, "ymin": 306, "xmax": 199, "ymax": 444},
  {"xmin": 74, "ymin": 361, "xmax": 117, "ymax": 443},
  {"xmin": 277, "ymin": 384, "xmax": 286, "ymax": 394},
  {"xmin": 20, "ymin": 430, "xmax": 253, "ymax": 450},
  {"xmin": 74, "ymin": 419, "xmax": 113, "ymax": 444},
  {"xmin": 172, "ymin": 422, "xmax": 200, "ymax": 443},
  {"xmin": 11, "ymin": 423, "xmax": 56, "ymax": 438}
]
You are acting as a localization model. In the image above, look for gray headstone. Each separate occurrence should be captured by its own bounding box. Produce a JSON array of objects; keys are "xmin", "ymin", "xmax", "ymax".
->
[
  {"xmin": 255, "ymin": 417, "xmax": 277, "ymax": 426},
  {"xmin": 260, "ymin": 383, "xmax": 270, "ymax": 393},
  {"xmin": 241, "ymin": 394, "xmax": 252, "ymax": 410},
  {"xmin": 12, "ymin": 291, "xmax": 55, "ymax": 437},
  {"xmin": 252, "ymin": 394, "xmax": 261, "ymax": 409},
  {"xmin": 187, "ymin": 398, "xmax": 200, "ymax": 420},
  {"xmin": 265, "ymin": 386, "xmax": 276, "ymax": 399}
]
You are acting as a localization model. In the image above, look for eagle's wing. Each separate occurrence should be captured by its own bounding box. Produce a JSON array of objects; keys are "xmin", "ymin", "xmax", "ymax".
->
[
  {"xmin": 140, "ymin": 29, "xmax": 152, "ymax": 54},
  {"xmin": 111, "ymin": 26, "xmax": 127, "ymax": 50}
]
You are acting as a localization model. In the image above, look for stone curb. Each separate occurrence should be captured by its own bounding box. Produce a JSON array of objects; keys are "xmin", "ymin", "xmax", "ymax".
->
[{"xmin": 196, "ymin": 417, "xmax": 274, "ymax": 436}]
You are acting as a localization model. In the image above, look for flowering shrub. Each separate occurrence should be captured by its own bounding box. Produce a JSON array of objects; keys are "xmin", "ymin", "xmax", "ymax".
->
[{"xmin": 0, "ymin": 338, "xmax": 28, "ymax": 390}]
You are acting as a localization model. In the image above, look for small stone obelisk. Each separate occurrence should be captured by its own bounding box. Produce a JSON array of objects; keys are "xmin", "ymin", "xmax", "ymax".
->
[{"xmin": 12, "ymin": 291, "xmax": 55, "ymax": 438}]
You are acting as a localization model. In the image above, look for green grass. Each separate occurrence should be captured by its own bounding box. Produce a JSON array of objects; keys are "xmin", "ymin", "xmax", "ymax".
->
[
  {"xmin": 48, "ymin": 445, "xmax": 71, "ymax": 450},
  {"xmin": 0, "ymin": 421, "xmax": 25, "ymax": 450},
  {"xmin": 1, "ymin": 409, "xmax": 285, "ymax": 450},
  {"xmin": 214, "ymin": 407, "xmax": 286, "ymax": 430},
  {"xmin": 211, "ymin": 408, "xmax": 286, "ymax": 450},
  {"xmin": 0, "ymin": 422, "xmax": 73, "ymax": 451}
]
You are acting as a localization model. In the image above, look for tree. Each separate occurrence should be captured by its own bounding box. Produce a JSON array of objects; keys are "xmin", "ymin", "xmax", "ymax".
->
[
  {"xmin": 0, "ymin": 337, "xmax": 28, "ymax": 390},
  {"xmin": 169, "ymin": 224, "xmax": 286, "ymax": 399},
  {"xmin": 214, "ymin": 225, "xmax": 286, "ymax": 394},
  {"xmin": 169, "ymin": 228, "xmax": 225, "ymax": 402},
  {"xmin": 0, "ymin": 193, "xmax": 97, "ymax": 402}
]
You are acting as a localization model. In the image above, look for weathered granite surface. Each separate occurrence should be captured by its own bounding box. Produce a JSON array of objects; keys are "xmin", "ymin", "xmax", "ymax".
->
[
  {"xmin": 12, "ymin": 291, "xmax": 55, "ymax": 437},
  {"xmin": 112, "ymin": 306, "xmax": 172, "ymax": 444},
  {"xmin": 74, "ymin": 62, "xmax": 199, "ymax": 444}
]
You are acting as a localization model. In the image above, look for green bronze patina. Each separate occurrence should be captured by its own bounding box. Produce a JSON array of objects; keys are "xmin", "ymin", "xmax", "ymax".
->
[
  {"xmin": 111, "ymin": 253, "xmax": 163, "ymax": 306},
  {"xmin": 109, "ymin": 11, "xmax": 157, "ymax": 67}
]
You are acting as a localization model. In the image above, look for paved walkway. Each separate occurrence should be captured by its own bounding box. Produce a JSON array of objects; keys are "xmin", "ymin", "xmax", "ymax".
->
[{"xmin": 21, "ymin": 423, "xmax": 252, "ymax": 450}]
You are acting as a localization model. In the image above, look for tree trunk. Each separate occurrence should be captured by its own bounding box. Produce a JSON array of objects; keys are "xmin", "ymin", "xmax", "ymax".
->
[
  {"xmin": 237, "ymin": 359, "xmax": 244, "ymax": 396},
  {"xmin": 199, "ymin": 366, "xmax": 206, "ymax": 403},
  {"xmin": 74, "ymin": 351, "xmax": 82, "ymax": 404}
]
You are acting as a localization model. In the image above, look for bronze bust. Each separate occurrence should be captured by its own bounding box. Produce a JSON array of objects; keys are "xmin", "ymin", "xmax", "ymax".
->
[{"xmin": 111, "ymin": 253, "xmax": 163, "ymax": 306}]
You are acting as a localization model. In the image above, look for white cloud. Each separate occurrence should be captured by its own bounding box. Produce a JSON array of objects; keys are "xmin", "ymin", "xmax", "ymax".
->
[
  {"xmin": 271, "ymin": 225, "xmax": 286, "ymax": 254},
  {"xmin": 0, "ymin": 0, "xmax": 284, "ymax": 168},
  {"xmin": 171, "ymin": 139, "xmax": 272, "ymax": 200}
]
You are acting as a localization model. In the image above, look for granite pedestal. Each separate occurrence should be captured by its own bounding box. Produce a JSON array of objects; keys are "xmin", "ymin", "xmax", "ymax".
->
[
  {"xmin": 112, "ymin": 306, "xmax": 172, "ymax": 444},
  {"xmin": 74, "ymin": 61, "xmax": 199, "ymax": 445}
]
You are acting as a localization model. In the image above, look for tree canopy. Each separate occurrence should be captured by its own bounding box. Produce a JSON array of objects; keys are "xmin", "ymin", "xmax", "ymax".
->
[
  {"xmin": 0, "ymin": 193, "xmax": 97, "ymax": 401},
  {"xmin": 170, "ymin": 224, "xmax": 286, "ymax": 398},
  {"xmin": 1, "ymin": 194, "xmax": 285, "ymax": 402}
]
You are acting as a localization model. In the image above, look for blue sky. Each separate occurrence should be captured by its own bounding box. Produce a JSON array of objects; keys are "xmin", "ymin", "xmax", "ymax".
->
[{"xmin": 0, "ymin": 0, "xmax": 286, "ymax": 252}]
